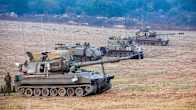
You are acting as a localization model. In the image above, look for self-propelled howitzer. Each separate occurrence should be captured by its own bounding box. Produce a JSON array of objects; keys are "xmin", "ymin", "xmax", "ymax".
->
[
  {"xmin": 100, "ymin": 36, "xmax": 144, "ymax": 59},
  {"xmin": 54, "ymin": 42, "xmax": 102, "ymax": 62},
  {"xmin": 14, "ymin": 52, "xmax": 133, "ymax": 97},
  {"xmin": 134, "ymin": 27, "xmax": 184, "ymax": 46}
]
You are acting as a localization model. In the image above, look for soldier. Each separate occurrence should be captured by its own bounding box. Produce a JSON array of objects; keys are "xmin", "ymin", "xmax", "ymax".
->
[
  {"xmin": 41, "ymin": 52, "xmax": 48, "ymax": 62},
  {"xmin": 4, "ymin": 72, "xmax": 12, "ymax": 95}
]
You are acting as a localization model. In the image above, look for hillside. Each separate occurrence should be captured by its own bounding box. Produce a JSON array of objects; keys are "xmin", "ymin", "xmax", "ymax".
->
[{"xmin": 0, "ymin": 0, "xmax": 196, "ymax": 29}]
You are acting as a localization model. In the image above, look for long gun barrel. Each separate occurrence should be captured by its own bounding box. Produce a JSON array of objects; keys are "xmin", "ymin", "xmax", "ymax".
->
[
  {"xmin": 156, "ymin": 32, "xmax": 184, "ymax": 36},
  {"xmin": 75, "ymin": 55, "xmax": 135, "ymax": 67}
]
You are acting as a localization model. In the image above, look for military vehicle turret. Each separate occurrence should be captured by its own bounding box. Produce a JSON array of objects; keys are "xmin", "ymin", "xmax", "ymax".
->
[
  {"xmin": 14, "ymin": 51, "xmax": 133, "ymax": 97},
  {"xmin": 100, "ymin": 36, "xmax": 144, "ymax": 59},
  {"xmin": 134, "ymin": 26, "xmax": 184, "ymax": 46},
  {"xmin": 54, "ymin": 42, "xmax": 102, "ymax": 62}
]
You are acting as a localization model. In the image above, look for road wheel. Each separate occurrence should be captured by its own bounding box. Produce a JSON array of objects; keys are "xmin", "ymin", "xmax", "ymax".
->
[
  {"xmin": 25, "ymin": 88, "xmax": 33, "ymax": 97},
  {"xmin": 67, "ymin": 88, "xmax": 75, "ymax": 96},
  {"xmin": 42, "ymin": 88, "xmax": 49, "ymax": 96},
  {"xmin": 18, "ymin": 88, "xmax": 25, "ymax": 95},
  {"xmin": 75, "ymin": 87, "xmax": 84, "ymax": 97},
  {"xmin": 34, "ymin": 88, "xmax": 41, "ymax": 96},
  {"xmin": 50, "ymin": 88, "xmax": 58, "ymax": 96},
  {"xmin": 58, "ymin": 88, "xmax": 66, "ymax": 96}
]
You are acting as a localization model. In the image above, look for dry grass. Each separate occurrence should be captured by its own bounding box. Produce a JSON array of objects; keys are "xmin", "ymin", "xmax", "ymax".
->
[{"xmin": 0, "ymin": 20, "xmax": 196, "ymax": 110}]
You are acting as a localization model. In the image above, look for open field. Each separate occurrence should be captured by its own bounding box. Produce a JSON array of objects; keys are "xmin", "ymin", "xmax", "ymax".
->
[{"xmin": 0, "ymin": 20, "xmax": 196, "ymax": 110}]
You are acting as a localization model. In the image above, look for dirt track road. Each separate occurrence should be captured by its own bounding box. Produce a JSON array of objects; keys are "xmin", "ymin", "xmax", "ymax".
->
[{"xmin": 0, "ymin": 20, "xmax": 196, "ymax": 110}]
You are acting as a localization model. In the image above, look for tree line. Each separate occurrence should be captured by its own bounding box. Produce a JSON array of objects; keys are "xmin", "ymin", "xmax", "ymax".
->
[
  {"xmin": 0, "ymin": 0, "xmax": 195, "ymax": 28},
  {"xmin": 0, "ymin": 0, "xmax": 195, "ymax": 16}
]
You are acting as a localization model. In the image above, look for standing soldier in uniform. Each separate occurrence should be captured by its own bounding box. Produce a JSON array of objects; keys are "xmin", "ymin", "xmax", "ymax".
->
[{"xmin": 4, "ymin": 72, "xmax": 12, "ymax": 96}]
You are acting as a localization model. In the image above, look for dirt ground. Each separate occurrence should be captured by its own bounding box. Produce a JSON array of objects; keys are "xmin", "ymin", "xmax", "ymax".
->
[{"xmin": 0, "ymin": 20, "xmax": 196, "ymax": 110}]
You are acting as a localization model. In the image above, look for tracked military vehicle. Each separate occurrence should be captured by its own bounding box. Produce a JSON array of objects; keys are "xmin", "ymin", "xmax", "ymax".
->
[
  {"xmin": 54, "ymin": 42, "xmax": 102, "ymax": 62},
  {"xmin": 100, "ymin": 36, "xmax": 144, "ymax": 59},
  {"xmin": 14, "ymin": 51, "xmax": 133, "ymax": 97},
  {"xmin": 134, "ymin": 26, "xmax": 183, "ymax": 46}
]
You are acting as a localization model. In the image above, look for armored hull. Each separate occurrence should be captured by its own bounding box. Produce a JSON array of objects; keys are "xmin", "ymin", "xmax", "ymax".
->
[
  {"xmin": 15, "ymin": 71, "xmax": 114, "ymax": 97},
  {"xmin": 134, "ymin": 27, "xmax": 172, "ymax": 46},
  {"xmin": 101, "ymin": 36, "xmax": 144, "ymax": 59},
  {"xmin": 105, "ymin": 49, "xmax": 144, "ymax": 59},
  {"xmin": 14, "ymin": 50, "xmax": 132, "ymax": 97},
  {"xmin": 135, "ymin": 37, "xmax": 169, "ymax": 46}
]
